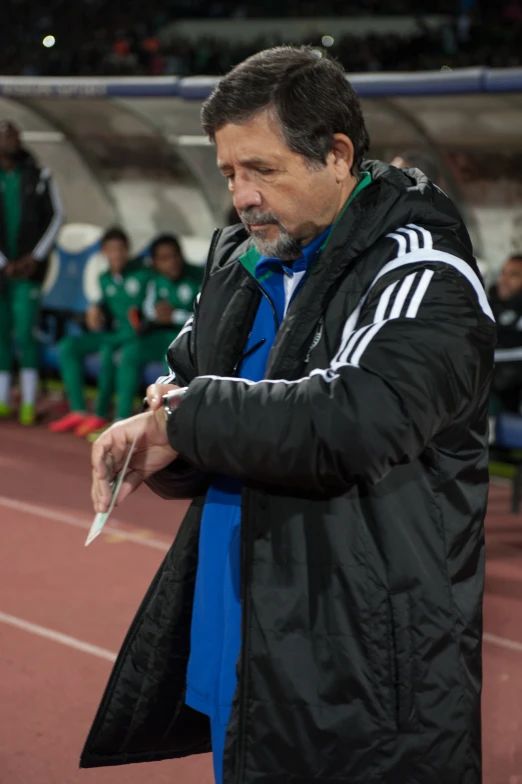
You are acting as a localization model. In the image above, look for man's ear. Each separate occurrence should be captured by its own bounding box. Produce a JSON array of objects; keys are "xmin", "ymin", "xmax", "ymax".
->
[{"xmin": 330, "ymin": 133, "xmax": 355, "ymax": 182}]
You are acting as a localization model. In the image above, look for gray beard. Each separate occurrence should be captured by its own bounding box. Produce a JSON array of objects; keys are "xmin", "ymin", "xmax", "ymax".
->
[
  {"xmin": 250, "ymin": 227, "xmax": 302, "ymax": 261},
  {"xmin": 240, "ymin": 208, "xmax": 302, "ymax": 261}
]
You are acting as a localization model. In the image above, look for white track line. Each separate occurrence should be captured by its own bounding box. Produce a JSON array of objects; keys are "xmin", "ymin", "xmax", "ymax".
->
[
  {"xmin": 0, "ymin": 496, "xmax": 169, "ymax": 552},
  {"xmin": 483, "ymin": 632, "xmax": 522, "ymax": 654},
  {"xmin": 0, "ymin": 611, "xmax": 117, "ymax": 662}
]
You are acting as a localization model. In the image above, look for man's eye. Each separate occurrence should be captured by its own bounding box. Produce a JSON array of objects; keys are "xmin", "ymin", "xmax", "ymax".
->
[{"xmin": 258, "ymin": 169, "xmax": 275, "ymax": 175}]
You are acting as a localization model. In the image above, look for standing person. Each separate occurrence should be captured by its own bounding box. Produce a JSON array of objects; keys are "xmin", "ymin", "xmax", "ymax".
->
[
  {"xmin": 488, "ymin": 253, "xmax": 522, "ymax": 414},
  {"xmin": 108, "ymin": 234, "xmax": 199, "ymax": 430},
  {"xmin": 82, "ymin": 47, "xmax": 495, "ymax": 784},
  {"xmin": 49, "ymin": 228, "xmax": 151, "ymax": 438},
  {"xmin": 0, "ymin": 121, "xmax": 63, "ymax": 425}
]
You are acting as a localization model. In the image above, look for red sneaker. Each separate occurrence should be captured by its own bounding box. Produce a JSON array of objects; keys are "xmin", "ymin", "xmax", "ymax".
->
[
  {"xmin": 74, "ymin": 415, "xmax": 109, "ymax": 438},
  {"xmin": 48, "ymin": 411, "xmax": 88, "ymax": 433}
]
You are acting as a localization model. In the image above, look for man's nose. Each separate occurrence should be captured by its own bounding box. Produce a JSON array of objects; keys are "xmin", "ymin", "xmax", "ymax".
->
[{"xmin": 233, "ymin": 178, "xmax": 262, "ymax": 213}]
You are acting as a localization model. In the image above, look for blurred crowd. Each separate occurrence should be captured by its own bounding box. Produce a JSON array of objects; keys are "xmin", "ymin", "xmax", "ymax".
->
[{"xmin": 1, "ymin": 0, "xmax": 521, "ymax": 76}]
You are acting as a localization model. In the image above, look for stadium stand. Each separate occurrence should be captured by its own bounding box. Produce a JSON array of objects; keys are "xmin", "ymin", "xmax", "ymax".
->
[{"xmin": 0, "ymin": 1, "xmax": 520, "ymax": 76}]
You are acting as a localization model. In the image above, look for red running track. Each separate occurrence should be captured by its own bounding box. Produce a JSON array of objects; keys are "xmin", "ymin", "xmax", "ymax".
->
[{"xmin": 0, "ymin": 421, "xmax": 521, "ymax": 784}]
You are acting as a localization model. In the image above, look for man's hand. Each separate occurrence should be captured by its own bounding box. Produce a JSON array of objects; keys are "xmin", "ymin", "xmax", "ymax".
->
[
  {"xmin": 155, "ymin": 301, "xmax": 175, "ymax": 325},
  {"xmin": 91, "ymin": 410, "xmax": 178, "ymax": 513},
  {"xmin": 15, "ymin": 254, "xmax": 37, "ymax": 279},
  {"xmin": 85, "ymin": 304, "xmax": 105, "ymax": 332}
]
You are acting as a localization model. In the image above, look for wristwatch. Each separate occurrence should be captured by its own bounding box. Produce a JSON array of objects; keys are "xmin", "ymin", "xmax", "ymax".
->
[{"xmin": 162, "ymin": 387, "xmax": 187, "ymax": 419}]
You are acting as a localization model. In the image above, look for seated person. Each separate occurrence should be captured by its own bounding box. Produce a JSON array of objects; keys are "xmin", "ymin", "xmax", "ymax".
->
[
  {"xmin": 49, "ymin": 227, "xmax": 152, "ymax": 437},
  {"xmin": 111, "ymin": 233, "xmax": 199, "ymax": 427},
  {"xmin": 489, "ymin": 253, "xmax": 522, "ymax": 415}
]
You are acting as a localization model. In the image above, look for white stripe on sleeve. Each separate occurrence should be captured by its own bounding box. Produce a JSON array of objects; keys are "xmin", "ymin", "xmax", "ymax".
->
[
  {"xmin": 396, "ymin": 227, "xmax": 419, "ymax": 252},
  {"xmin": 335, "ymin": 324, "xmax": 373, "ymax": 367},
  {"xmin": 407, "ymin": 223, "xmax": 433, "ymax": 249},
  {"xmin": 374, "ymin": 280, "xmax": 398, "ymax": 323},
  {"xmin": 406, "ymin": 269, "xmax": 434, "ymax": 318},
  {"xmin": 389, "ymin": 272, "xmax": 417, "ymax": 318},
  {"xmin": 349, "ymin": 321, "xmax": 389, "ymax": 368}
]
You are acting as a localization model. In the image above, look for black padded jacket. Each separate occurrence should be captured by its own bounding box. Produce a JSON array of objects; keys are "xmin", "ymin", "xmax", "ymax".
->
[{"xmin": 81, "ymin": 161, "xmax": 495, "ymax": 784}]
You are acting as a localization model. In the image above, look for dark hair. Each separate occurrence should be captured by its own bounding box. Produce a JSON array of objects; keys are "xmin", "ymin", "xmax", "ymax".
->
[
  {"xmin": 150, "ymin": 233, "xmax": 183, "ymax": 259},
  {"xmin": 508, "ymin": 254, "xmax": 522, "ymax": 263},
  {"xmin": 101, "ymin": 227, "xmax": 129, "ymax": 246},
  {"xmin": 201, "ymin": 46, "xmax": 370, "ymax": 175}
]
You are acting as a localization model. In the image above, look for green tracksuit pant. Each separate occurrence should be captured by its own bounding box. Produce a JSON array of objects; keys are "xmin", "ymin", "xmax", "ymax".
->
[
  {"xmin": 0, "ymin": 279, "xmax": 41, "ymax": 371},
  {"xmin": 58, "ymin": 329, "xmax": 177, "ymax": 420},
  {"xmin": 116, "ymin": 329, "xmax": 178, "ymax": 419}
]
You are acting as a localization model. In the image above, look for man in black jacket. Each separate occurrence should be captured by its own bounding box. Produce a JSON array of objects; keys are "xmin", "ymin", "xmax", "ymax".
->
[
  {"xmin": 0, "ymin": 121, "xmax": 63, "ymax": 425},
  {"xmin": 488, "ymin": 253, "xmax": 522, "ymax": 414},
  {"xmin": 83, "ymin": 47, "xmax": 495, "ymax": 784}
]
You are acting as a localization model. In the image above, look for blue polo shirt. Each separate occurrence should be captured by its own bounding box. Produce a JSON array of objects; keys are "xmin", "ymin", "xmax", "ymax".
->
[{"xmin": 185, "ymin": 226, "xmax": 331, "ymax": 724}]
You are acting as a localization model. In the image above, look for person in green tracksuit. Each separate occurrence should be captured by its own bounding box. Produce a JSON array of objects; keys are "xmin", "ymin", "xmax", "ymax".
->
[
  {"xmin": 49, "ymin": 227, "xmax": 152, "ymax": 437},
  {"xmin": 0, "ymin": 121, "xmax": 63, "ymax": 425},
  {"xmin": 113, "ymin": 234, "xmax": 200, "ymax": 422}
]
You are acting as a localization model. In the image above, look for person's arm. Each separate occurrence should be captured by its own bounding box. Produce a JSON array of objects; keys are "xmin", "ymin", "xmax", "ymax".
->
[
  {"xmin": 167, "ymin": 265, "xmax": 496, "ymax": 493},
  {"xmin": 31, "ymin": 169, "xmax": 64, "ymax": 262}
]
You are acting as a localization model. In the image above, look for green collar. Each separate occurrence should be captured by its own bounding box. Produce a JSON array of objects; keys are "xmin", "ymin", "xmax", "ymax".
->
[{"xmin": 238, "ymin": 243, "xmax": 261, "ymax": 278}]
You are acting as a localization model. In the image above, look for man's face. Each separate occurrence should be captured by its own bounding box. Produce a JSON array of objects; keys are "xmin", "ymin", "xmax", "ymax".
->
[
  {"xmin": 215, "ymin": 110, "xmax": 353, "ymax": 260},
  {"xmin": 103, "ymin": 239, "xmax": 128, "ymax": 275},
  {"xmin": 0, "ymin": 123, "xmax": 21, "ymax": 158},
  {"xmin": 153, "ymin": 243, "xmax": 183, "ymax": 281},
  {"xmin": 497, "ymin": 258, "xmax": 522, "ymax": 301}
]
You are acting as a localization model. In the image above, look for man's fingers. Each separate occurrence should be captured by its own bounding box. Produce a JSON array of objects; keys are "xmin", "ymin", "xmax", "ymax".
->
[
  {"xmin": 115, "ymin": 470, "xmax": 144, "ymax": 507},
  {"xmin": 92, "ymin": 468, "xmax": 143, "ymax": 514},
  {"xmin": 92, "ymin": 470, "xmax": 112, "ymax": 514},
  {"xmin": 91, "ymin": 428, "xmax": 123, "ymax": 513},
  {"xmin": 92, "ymin": 426, "xmax": 124, "ymax": 479}
]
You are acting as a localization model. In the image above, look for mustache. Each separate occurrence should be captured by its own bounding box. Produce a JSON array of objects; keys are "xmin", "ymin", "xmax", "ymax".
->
[{"xmin": 240, "ymin": 209, "xmax": 281, "ymax": 227}]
